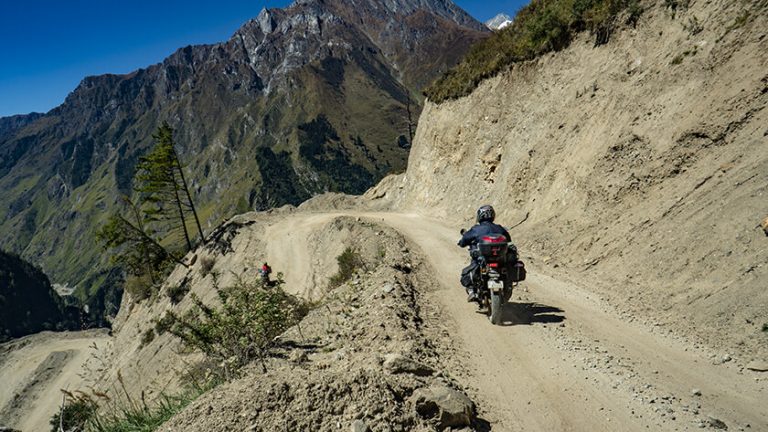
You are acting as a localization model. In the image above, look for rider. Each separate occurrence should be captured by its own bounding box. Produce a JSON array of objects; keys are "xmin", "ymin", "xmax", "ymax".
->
[
  {"xmin": 259, "ymin": 262, "xmax": 272, "ymax": 285},
  {"xmin": 458, "ymin": 205, "xmax": 511, "ymax": 302}
]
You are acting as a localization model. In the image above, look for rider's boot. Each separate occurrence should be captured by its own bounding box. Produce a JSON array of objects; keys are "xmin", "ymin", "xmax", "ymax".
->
[{"xmin": 466, "ymin": 287, "xmax": 478, "ymax": 303}]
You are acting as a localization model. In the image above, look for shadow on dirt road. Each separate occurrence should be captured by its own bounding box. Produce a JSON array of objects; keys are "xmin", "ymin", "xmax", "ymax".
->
[{"xmin": 502, "ymin": 302, "xmax": 565, "ymax": 326}]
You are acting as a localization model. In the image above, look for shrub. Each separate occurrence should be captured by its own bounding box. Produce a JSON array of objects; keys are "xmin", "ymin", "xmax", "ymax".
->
[
  {"xmin": 328, "ymin": 247, "xmax": 364, "ymax": 289},
  {"xmin": 424, "ymin": 0, "xmax": 643, "ymax": 103},
  {"xmin": 154, "ymin": 312, "xmax": 175, "ymax": 335},
  {"xmin": 166, "ymin": 279, "xmax": 190, "ymax": 304},
  {"xmin": 684, "ymin": 15, "xmax": 703, "ymax": 35},
  {"xmin": 664, "ymin": 0, "xmax": 690, "ymax": 15},
  {"xmin": 87, "ymin": 374, "xmax": 215, "ymax": 432},
  {"xmin": 140, "ymin": 328, "xmax": 156, "ymax": 347},
  {"xmin": 124, "ymin": 274, "xmax": 154, "ymax": 302},
  {"xmin": 199, "ymin": 256, "xmax": 215, "ymax": 277},
  {"xmin": 50, "ymin": 392, "xmax": 97, "ymax": 432},
  {"xmin": 762, "ymin": 323, "xmax": 768, "ymax": 332},
  {"xmin": 165, "ymin": 277, "xmax": 307, "ymax": 379}
]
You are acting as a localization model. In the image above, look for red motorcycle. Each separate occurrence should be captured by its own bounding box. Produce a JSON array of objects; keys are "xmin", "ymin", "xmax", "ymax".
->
[{"xmin": 461, "ymin": 232, "xmax": 526, "ymax": 325}]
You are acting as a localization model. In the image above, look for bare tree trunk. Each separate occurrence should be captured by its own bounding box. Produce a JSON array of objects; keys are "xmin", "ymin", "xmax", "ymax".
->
[
  {"xmin": 172, "ymin": 148, "xmax": 205, "ymax": 244},
  {"xmin": 125, "ymin": 196, "xmax": 156, "ymax": 284},
  {"xmin": 170, "ymin": 166, "xmax": 192, "ymax": 251}
]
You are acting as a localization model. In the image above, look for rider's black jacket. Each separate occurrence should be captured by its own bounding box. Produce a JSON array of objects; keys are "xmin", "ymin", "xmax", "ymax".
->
[{"xmin": 457, "ymin": 221, "xmax": 511, "ymax": 248}]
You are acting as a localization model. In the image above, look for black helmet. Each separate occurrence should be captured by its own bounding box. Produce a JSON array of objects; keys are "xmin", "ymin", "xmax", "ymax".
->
[{"xmin": 476, "ymin": 205, "xmax": 495, "ymax": 223}]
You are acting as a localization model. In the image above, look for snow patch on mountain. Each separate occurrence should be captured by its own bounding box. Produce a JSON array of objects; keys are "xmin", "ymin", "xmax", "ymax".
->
[{"xmin": 485, "ymin": 13, "xmax": 512, "ymax": 30}]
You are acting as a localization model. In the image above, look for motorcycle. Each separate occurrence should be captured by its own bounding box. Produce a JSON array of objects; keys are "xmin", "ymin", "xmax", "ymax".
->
[{"xmin": 460, "ymin": 229, "xmax": 526, "ymax": 325}]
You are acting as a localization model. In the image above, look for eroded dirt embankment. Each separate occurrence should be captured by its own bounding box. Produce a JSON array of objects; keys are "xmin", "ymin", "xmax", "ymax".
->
[{"xmin": 367, "ymin": 0, "xmax": 768, "ymax": 359}]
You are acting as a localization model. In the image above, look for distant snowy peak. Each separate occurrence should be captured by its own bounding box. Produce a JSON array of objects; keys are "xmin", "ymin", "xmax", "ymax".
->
[{"xmin": 485, "ymin": 13, "xmax": 512, "ymax": 30}]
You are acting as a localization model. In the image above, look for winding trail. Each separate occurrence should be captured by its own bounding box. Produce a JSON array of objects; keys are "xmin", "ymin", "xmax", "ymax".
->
[
  {"xmin": 265, "ymin": 211, "xmax": 768, "ymax": 431},
  {"xmin": 0, "ymin": 330, "xmax": 110, "ymax": 431}
]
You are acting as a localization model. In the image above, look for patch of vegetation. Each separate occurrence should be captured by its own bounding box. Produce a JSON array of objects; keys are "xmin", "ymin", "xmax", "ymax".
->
[
  {"xmin": 165, "ymin": 276, "xmax": 308, "ymax": 379},
  {"xmin": 424, "ymin": 0, "xmax": 643, "ymax": 103},
  {"xmin": 123, "ymin": 274, "xmax": 154, "ymax": 302},
  {"xmin": 670, "ymin": 47, "xmax": 698, "ymax": 65},
  {"xmin": 50, "ymin": 378, "xmax": 214, "ymax": 432},
  {"xmin": 50, "ymin": 392, "xmax": 98, "ymax": 432},
  {"xmin": 154, "ymin": 312, "xmax": 175, "ymax": 336},
  {"xmin": 664, "ymin": 0, "xmax": 690, "ymax": 17},
  {"xmin": 140, "ymin": 328, "xmax": 156, "ymax": 347},
  {"xmin": 166, "ymin": 277, "xmax": 190, "ymax": 304},
  {"xmin": 199, "ymin": 256, "xmax": 215, "ymax": 277},
  {"xmin": 684, "ymin": 15, "xmax": 703, "ymax": 35},
  {"xmin": 253, "ymin": 146, "xmax": 310, "ymax": 210},
  {"xmin": 762, "ymin": 323, "xmax": 768, "ymax": 332},
  {"xmin": 297, "ymin": 116, "xmax": 375, "ymax": 195},
  {"xmin": 328, "ymin": 247, "xmax": 365, "ymax": 289}
]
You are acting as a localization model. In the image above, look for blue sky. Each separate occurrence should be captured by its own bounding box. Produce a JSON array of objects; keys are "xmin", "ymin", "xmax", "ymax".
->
[{"xmin": 0, "ymin": 0, "xmax": 527, "ymax": 117}]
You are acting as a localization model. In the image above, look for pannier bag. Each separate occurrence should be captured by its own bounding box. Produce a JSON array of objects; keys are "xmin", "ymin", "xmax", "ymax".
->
[
  {"xmin": 510, "ymin": 260, "xmax": 526, "ymax": 282},
  {"xmin": 460, "ymin": 262, "xmax": 480, "ymax": 288}
]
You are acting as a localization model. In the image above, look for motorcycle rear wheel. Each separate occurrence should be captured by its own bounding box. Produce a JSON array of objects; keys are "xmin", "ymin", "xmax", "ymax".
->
[{"xmin": 489, "ymin": 291, "xmax": 503, "ymax": 325}]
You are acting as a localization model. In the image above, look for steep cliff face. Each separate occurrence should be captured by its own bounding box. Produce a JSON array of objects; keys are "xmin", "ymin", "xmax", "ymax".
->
[
  {"xmin": 0, "ymin": 250, "xmax": 79, "ymax": 341},
  {"xmin": 369, "ymin": 0, "xmax": 768, "ymax": 354},
  {"xmin": 0, "ymin": 0, "xmax": 487, "ymax": 303}
]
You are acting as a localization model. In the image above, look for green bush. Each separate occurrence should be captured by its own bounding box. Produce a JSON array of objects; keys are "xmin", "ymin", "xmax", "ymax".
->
[
  {"xmin": 165, "ymin": 276, "xmax": 307, "ymax": 379},
  {"xmin": 328, "ymin": 247, "xmax": 364, "ymax": 289},
  {"xmin": 166, "ymin": 281, "xmax": 189, "ymax": 305},
  {"xmin": 140, "ymin": 328, "xmax": 156, "ymax": 347},
  {"xmin": 154, "ymin": 312, "xmax": 175, "ymax": 335},
  {"xmin": 50, "ymin": 371, "xmax": 217, "ymax": 432},
  {"xmin": 87, "ymin": 390, "xmax": 203, "ymax": 432},
  {"xmin": 124, "ymin": 274, "xmax": 154, "ymax": 302},
  {"xmin": 50, "ymin": 393, "xmax": 97, "ymax": 432},
  {"xmin": 424, "ymin": 0, "xmax": 642, "ymax": 103}
]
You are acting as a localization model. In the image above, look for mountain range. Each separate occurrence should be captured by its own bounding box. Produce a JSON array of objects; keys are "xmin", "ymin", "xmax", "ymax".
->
[{"xmin": 0, "ymin": 0, "xmax": 488, "ymax": 312}]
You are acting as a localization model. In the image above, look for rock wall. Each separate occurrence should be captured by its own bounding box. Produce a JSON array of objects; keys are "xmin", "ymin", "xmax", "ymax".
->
[{"xmin": 368, "ymin": 0, "xmax": 768, "ymax": 355}]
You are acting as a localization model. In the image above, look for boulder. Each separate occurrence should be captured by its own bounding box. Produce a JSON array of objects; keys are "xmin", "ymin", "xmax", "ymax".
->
[
  {"xmin": 410, "ymin": 385, "xmax": 475, "ymax": 430},
  {"xmin": 383, "ymin": 354, "xmax": 434, "ymax": 376},
  {"xmin": 761, "ymin": 217, "xmax": 768, "ymax": 236},
  {"xmin": 746, "ymin": 360, "xmax": 768, "ymax": 372},
  {"xmin": 707, "ymin": 415, "xmax": 728, "ymax": 430},
  {"xmin": 351, "ymin": 420, "xmax": 370, "ymax": 432}
]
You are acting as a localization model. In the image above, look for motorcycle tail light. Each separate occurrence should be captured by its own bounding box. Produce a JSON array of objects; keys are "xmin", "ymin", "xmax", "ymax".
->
[{"xmin": 489, "ymin": 262, "xmax": 499, "ymax": 268}]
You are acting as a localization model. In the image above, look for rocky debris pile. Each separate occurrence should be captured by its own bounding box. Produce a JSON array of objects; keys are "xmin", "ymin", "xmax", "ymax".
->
[{"xmin": 161, "ymin": 221, "xmax": 480, "ymax": 431}]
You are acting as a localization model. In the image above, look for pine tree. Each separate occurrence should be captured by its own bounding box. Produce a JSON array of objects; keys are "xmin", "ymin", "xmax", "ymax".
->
[
  {"xmin": 95, "ymin": 197, "xmax": 186, "ymax": 283},
  {"xmin": 135, "ymin": 122, "xmax": 204, "ymax": 251}
]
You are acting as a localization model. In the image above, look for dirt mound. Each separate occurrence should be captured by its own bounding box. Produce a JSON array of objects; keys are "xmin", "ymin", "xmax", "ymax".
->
[{"xmin": 161, "ymin": 220, "xmax": 481, "ymax": 432}]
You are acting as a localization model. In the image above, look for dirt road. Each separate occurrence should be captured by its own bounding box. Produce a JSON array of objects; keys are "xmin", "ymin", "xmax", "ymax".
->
[
  {"xmin": 0, "ymin": 330, "xmax": 110, "ymax": 431},
  {"xmin": 266, "ymin": 212, "xmax": 768, "ymax": 431}
]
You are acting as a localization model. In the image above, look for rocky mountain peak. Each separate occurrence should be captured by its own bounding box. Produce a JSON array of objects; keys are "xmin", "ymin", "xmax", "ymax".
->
[{"xmin": 256, "ymin": 8, "xmax": 276, "ymax": 34}]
